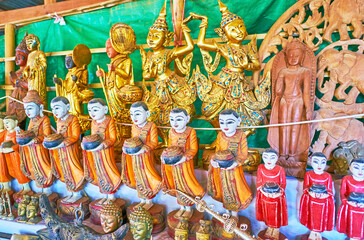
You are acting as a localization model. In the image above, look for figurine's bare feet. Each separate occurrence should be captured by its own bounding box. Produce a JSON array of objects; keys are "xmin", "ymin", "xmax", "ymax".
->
[
  {"xmin": 97, "ymin": 198, "xmax": 107, "ymax": 206},
  {"xmin": 67, "ymin": 192, "xmax": 83, "ymax": 203},
  {"xmin": 135, "ymin": 201, "xmax": 145, "ymax": 210},
  {"xmin": 17, "ymin": 189, "xmax": 24, "ymax": 195},
  {"xmin": 264, "ymin": 227, "xmax": 273, "ymax": 238},
  {"xmin": 287, "ymin": 156, "xmax": 296, "ymax": 162},
  {"xmin": 181, "ymin": 208, "xmax": 193, "ymax": 219},
  {"xmin": 143, "ymin": 199, "xmax": 153, "ymax": 211},
  {"xmin": 61, "ymin": 194, "xmax": 73, "ymax": 203},
  {"xmin": 174, "ymin": 208, "xmax": 185, "ymax": 218},
  {"xmin": 278, "ymin": 155, "xmax": 286, "ymax": 162}
]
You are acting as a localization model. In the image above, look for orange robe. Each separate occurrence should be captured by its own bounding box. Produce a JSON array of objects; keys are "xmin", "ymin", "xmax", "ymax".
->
[
  {"xmin": 20, "ymin": 115, "xmax": 53, "ymax": 188},
  {"xmin": 83, "ymin": 117, "xmax": 121, "ymax": 194},
  {"xmin": 162, "ymin": 127, "xmax": 205, "ymax": 206},
  {"xmin": 0, "ymin": 130, "xmax": 30, "ymax": 184},
  {"xmin": 122, "ymin": 122, "xmax": 161, "ymax": 199},
  {"xmin": 207, "ymin": 130, "xmax": 252, "ymax": 212},
  {"xmin": 50, "ymin": 115, "xmax": 84, "ymax": 192}
]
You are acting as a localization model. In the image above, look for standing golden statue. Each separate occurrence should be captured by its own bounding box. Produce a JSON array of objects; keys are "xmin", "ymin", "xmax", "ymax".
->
[
  {"xmin": 140, "ymin": 1, "xmax": 196, "ymax": 144},
  {"xmin": 190, "ymin": 0, "xmax": 270, "ymax": 128},
  {"xmin": 96, "ymin": 23, "xmax": 139, "ymax": 139},
  {"xmin": 54, "ymin": 44, "xmax": 94, "ymax": 133},
  {"xmin": 23, "ymin": 34, "xmax": 47, "ymax": 107}
]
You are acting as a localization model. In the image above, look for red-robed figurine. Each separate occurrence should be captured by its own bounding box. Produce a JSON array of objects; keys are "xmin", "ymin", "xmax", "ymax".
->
[
  {"xmin": 337, "ymin": 158, "xmax": 364, "ymax": 240},
  {"xmin": 256, "ymin": 148, "xmax": 288, "ymax": 239},
  {"xmin": 299, "ymin": 152, "xmax": 335, "ymax": 240}
]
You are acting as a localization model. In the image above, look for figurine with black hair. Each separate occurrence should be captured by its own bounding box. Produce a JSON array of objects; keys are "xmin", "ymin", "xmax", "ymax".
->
[
  {"xmin": 122, "ymin": 101, "xmax": 161, "ymax": 210},
  {"xmin": 299, "ymin": 152, "xmax": 334, "ymax": 240},
  {"xmin": 337, "ymin": 158, "xmax": 364, "ymax": 240},
  {"xmin": 256, "ymin": 148, "xmax": 288, "ymax": 240}
]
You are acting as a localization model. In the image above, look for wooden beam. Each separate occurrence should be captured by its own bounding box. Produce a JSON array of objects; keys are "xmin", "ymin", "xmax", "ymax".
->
[{"xmin": 44, "ymin": 0, "xmax": 57, "ymax": 5}]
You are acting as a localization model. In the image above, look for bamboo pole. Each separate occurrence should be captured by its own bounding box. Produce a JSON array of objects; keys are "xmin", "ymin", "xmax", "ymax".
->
[{"xmin": 4, "ymin": 23, "xmax": 15, "ymax": 109}]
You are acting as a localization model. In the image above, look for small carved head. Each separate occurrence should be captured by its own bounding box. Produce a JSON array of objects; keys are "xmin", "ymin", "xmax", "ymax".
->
[
  {"xmin": 129, "ymin": 206, "xmax": 153, "ymax": 240},
  {"xmin": 65, "ymin": 54, "xmax": 75, "ymax": 69},
  {"xmin": 169, "ymin": 108, "xmax": 190, "ymax": 133},
  {"xmin": 88, "ymin": 98, "xmax": 108, "ymax": 121},
  {"xmin": 25, "ymin": 34, "xmax": 40, "ymax": 51},
  {"xmin": 350, "ymin": 158, "xmax": 364, "ymax": 181},
  {"xmin": 99, "ymin": 201, "xmax": 122, "ymax": 234},
  {"xmin": 262, "ymin": 148, "xmax": 278, "ymax": 170},
  {"xmin": 23, "ymin": 90, "xmax": 44, "ymax": 119},
  {"xmin": 130, "ymin": 101, "xmax": 150, "ymax": 127},
  {"xmin": 3, "ymin": 116, "xmax": 18, "ymax": 131},
  {"xmin": 219, "ymin": 109, "xmax": 241, "ymax": 137},
  {"xmin": 51, "ymin": 97, "xmax": 71, "ymax": 119},
  {"xmin": 285, "ymin": 39, "xmax": 305, "ymax": 66},
  {"xmin": 309, "ymin": 152, "xmax": 327, "ymax": 175}
]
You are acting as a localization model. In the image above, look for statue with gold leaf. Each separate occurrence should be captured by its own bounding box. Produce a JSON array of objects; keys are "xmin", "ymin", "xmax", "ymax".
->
[
  {"xmin": 129, "ymin": 206, "xmax": 153, "ymax": 240},
  {"xmin": 96, "ymin": 23, "xmax": 141, "ymax": 139},
  {"xmin": 53, "ymin": 44, "xmax": 94, "ymax": 133},
  {"xmin": 140, "ymin": 2, "xmax": 196, "ymax": 145},
  {"xmin": 23, "ymin": 33, "xmax": 47, "ymax": 107},
  {"xmin": 190, "ymin": 0, "xmax": 270, "ymax": 129}
]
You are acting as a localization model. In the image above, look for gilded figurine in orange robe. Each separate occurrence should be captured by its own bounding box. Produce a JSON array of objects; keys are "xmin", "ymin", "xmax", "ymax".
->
[
  {"xmin": 82, "ymin": 98, "xmax": 121, "ymax": 205},
  {"xmin": 20, "ymin": 90, "xmax": 53, "ymax": 194},
  {"xmin": 161, "ymin": 108, "xmax": 205, "ymax": 218},
  {"xmin": 299, "ymin": 153, "xmax": 334, "ymax": 240},
  {"xmin": 0, "ymin": 116, "xmax": 31, "ymax": 193},
  {"xmin": 337, "ymin": 158, "xmax": 364, "ymax": 240},
  {"xmin": 122, "ymin": 101, "xmax": 161, "ymax": 210},
  {"xmin": 256, "ymin": 148, "xmax": 288, "ymax": 240},
  {"xmin": 47, "ymin": 96, "xmax": 84, "ymax": 203},
  {"xmin": 207, "ymin": 109, "xmax": 252, "ymax": 218}
]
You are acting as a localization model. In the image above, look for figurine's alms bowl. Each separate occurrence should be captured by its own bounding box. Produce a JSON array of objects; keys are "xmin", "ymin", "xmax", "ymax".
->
[
  {"xmin": 123, "ymin": 137, "xmax": 143, "ymax": 155},
  {"xmin": 81, "ymin": 134, "xmax": 103, "ymax": 151},
  {"xmin": 43, "ymin": 133, "xmax": 65, "ymax": 149},
  {"xmin": 348, "ymin": 192, "xmax": 364, "ymax": 204},
  {"xmin": 16, "ymin": 130, "xmax": 36, "ymax": 146},
  {"xmin": 162, "ymin": 146, "xmax": 184, "ymax": 165},
  {"xmin": 262, "ymin": 182, "xmax": 281, "ymax": 193},
  {"xmin": 214, "ymin": 150, "xmax": 236, "ymax": 169},
  {"xmin": 1, "ymin": 140, "xmax": 15, "ymax": 148},
  {"xmin": 309, "ymin": 183, "xmax": 328, "ymax": 194}
]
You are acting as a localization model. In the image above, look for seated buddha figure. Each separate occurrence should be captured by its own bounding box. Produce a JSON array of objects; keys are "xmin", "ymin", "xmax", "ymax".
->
[
  {"xmin": 122, "ymin": 102, "xmax": 161, "ymax": 210},
  {"xmin": 48, "ymin": 96, "xmax": 84, "ymax": 203},
  {"xmin": 161, "ymin": 108, "xmax": 205, "ymax": 218},
  {"xmin": 82, "ymin": 98, "xmax": 121, "ymax": 205},
  {"xmin": 207, "ymin": 109, "xmax": 252, "ymax": 218}
]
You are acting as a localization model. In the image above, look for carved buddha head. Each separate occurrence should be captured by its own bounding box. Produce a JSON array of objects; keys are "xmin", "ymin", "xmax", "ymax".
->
[
  {"xmin": 262, "ymin": 148, "xmax": 279, "ymax": 170},
  {"xmin": 105, "ymin": 38, "xmax": 118, "ymax": 59},
  {"xmin": 169, "ymin": 108, "xmax": 190, "ymax": 133},
  {"xmin": 129, "ymin": 206, "xmax": 153, "ymax": 240},
  {"xmin": 23, "ymin": 90, "xmax": 44, "ymax": 119},
  {"xmin": 3, "ymin": 116, "xmax": 18, "ymax": 132},
  {"xmin": 65, "ymin": 54, "xmax": 76, "ymax": 69},
  {"xmin": 130, "ymin": 101, "xmax": 150, "ymax": 127},
  {"xmin": 350, "ymin": 158, "xmax": 364, "ymax": 181},
  {"xmin": 310, "ymin": 152, "xmax": 327, "ymax": 175},
  {"xmin": 26, "ymin": 196, "xmax": 39, "ymax": 219},
  {"xmin": 51, "ymin": 97, "xmax": 70, "ymax": 120},
  {"xmin": 25, "ymin": 34, "xmax": 40, "ymax": 52},
  {"xmin": 88, "ymin": 98, "xmax": 108, "ymax": 122},
  {"xmin": 99, "ymin": 201, "xmax": 122, "ymax": 233},
  {"xmin": 219, "ymin": 109, "xmax": 241, "ymax": 137},
  {"xmin": 285, "ymin": 39, "xmax": 305, "ymax": 67}
]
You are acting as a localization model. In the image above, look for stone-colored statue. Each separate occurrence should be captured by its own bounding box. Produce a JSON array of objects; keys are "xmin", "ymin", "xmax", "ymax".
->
[
  {"xmin": 207, "ymin": 109, "xmax": 252, "ymax": 218},
  {"xmin": 256, "ymin": 148, "xmax": 288, "ymax": 240},
  {"xmin": 99, "ymin": 201, "xmax": 123, "ymax": 234},
  {"xmin": 82, "ymin": 98, "xmax": 121, "ymax": 204},
  {"xmin": 54, "ymin": 44, "xmax": 94, "ymax": 133},
  {"xmin": 129, "ymin": 206, "xmax": 153, "ymax": 240},
  {"xmin": 332, "ymin": 140, "xmax": 364, "ymax": 175},
  {"xmin": 0, "ymin": 116, "xmax": 31, "ymax": 194},
  {"xmin": 16, "ymin": 194, "xmax": 30, "ymax": 223},
  {"xmin": 48, "ymin": 96, "xmax": 84, "ymax": 203},
  {"xmin": 267, "ymin": 39, "xmax": 316, "ymax": 178},
  {"xmin": 96, "ymin": 23, "xmax": 137, "ymax": 138},
  {"xmin": 122, "ymin": 102, "xmax": 161, "ymax": 210},
  {"xmin": 7, "ymin": 33, "xmax": 30, "ymax": 128},
  {"xmin": 23, "ymin": 34, "xmax": 47, "ymax": 107},
  {"xmin": 161, "ymin": 108, "xmax": 205, "ymax": 218},
  {"xmin": 20, "ymin": 90, "xmax": 53, "ymax": 194},
  {"xmin": 299, "ymin": 153, "xmax": 335, "ymax": 240},
  {"xmin": 337, "ymin": 158, "xmax": 364, "ymax": 240},
  {"xmin": 26, "ymin": 196, "xmax": 41, "ymax": 224},
  {"xmin": 140, "ymin": 2, "xmax": 196, "ymax": 144},
  {"xmin": 190, "ymin": 0, "xmax": 270, "ymax": 128}
]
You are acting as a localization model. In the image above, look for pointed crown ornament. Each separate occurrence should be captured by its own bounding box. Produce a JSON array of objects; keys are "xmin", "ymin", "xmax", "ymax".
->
[
  {"xmin": 218, "ymin": 0, "xmax": 243, "ymax": 29},
  {"xmin": 16, "ymin": 32, "xmax": 30, "ymax": 55},
  {"xmin": 150, "ymin": 1, "xmax": 169, "ymax": 32}
]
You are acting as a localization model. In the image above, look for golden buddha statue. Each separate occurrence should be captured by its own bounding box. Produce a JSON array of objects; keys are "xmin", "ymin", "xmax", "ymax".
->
[
  {"xmin": 190, "ymin": 0, "xmax": 270, "ymax": 128},
  {"xmin": 54, "ymin": 44, "xmax": 94, "ymax": 133},
  {"xmin": 17, "ymin": 194, "xmax": 31, "ymax": 223},
  {"xmin": 26, "ymin": 196, "xmax": 41, "ymax": 224},
  {"xmin": 129, "ymin": 206, "xmax": 153, "ymax": 240},
  {"xmin": 140, "ymin": 2, "xmax": 196, "ymax": 144},
  {"xmin": 23, "ymin": 34, "xmax": 47, "ymax": 107},
  {"xmin": 99, "ymin": 200, "xmax": 123, "ymax": 234}
]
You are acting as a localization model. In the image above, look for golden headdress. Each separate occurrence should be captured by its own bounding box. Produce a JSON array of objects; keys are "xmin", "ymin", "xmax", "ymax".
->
[
  {"xmin": 99, "ymin": 201, "xmax": 122, "ymax": 219},
  {"xmin": 16, "ymin": 32, "xmax": 30, "ymax": 55},
  {"xmin": 25, "ymin": 34, "xmax": 41, "ymax": 50},
  {"xmin": 129, "ymin": 206, "xmax": 153, "ymax": 225},
  {"xmin": 218, "ymin": 0, "xmax": 243, "ymax": 29},
  {"xmin": 150, "ymin": 1, "xmax": 169, "ymax": 32},
  {"xmin": 23, "ymin": 90, "xmax": 43, "ymax": 105}
]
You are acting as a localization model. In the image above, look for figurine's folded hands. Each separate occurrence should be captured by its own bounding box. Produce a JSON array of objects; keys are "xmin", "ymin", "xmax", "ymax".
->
[
  {"xmin": 210, "ymin": 159, "xmax": 219, "ymax": 168},
  {"xmin": 1, "ymin": 147, "xmax": 14, "ymax": 154},
  {"xmin": 189, "ymin": 12, "xmax": 208, "ymax": 28}
]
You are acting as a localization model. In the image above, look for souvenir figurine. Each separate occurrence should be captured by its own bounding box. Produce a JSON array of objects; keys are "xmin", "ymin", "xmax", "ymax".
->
[
  {"xmin": 207, "ymin": 109, "xmax": 252, "ymax": 221},
  {"xmin": 162, "ymin": 108, "xmax": 205, "ymax": 218},
  {"xmin": 26, "ymin": 196, "xmax": 41, "ymax": 224},
  {"xmin": 129, "ymin": 206, "xmax": 153, "ymax": 240},
  {"xmin": 23, "ymin": 34, "xmax": 47, "ymax": 107},
  {"xmin": 7, "ymin": 32, "xmax": 30, "ymax": 129},
  {"xmin": 196, "ymin": 220, "xmax": 213, "ymax": 240},
  {"xmin": 140, "ymin": 2, "xmax": 196, "ymax": 145},
  {"xmin": 122, "ymin": 102, "xmax": 161, "ymax": 210},
  {"xmin": 82, "ymin": 98, "xmax": 121, "ymax": 204},
  {"xmin": 99, "ymin": 201, "xmax": 123, "ymax": 234},
  {"xmin": 190, "ymin": 0, "xmax": 269, "ymax": 129},
  {"xmin": 18, "ymin": 90, "xmax": 53, "ymax": 194},
  {"xmin": 54, "ymin": 44, "xmax": 94, "ymax": 133},
  {"xmin": 96, "ymin": 23, "xmax": 138, "ymax": 139},
  {"xmin": 47, "ymin": 96, "xmax": 84, "ymax": 203},
  {"xmin": 267, "ymin": 39, "xmax": 316, "ymax": 178},
  {"xmin": 256, "ymin": 148, "xmax": 288, "ymax": 240},
  {"xmin": 0, "ymin": 116, "xmax": 31, "ymax": 194},
  {"xmin": 337, "ymin": 158, "xmax": 364, "ymax": 240},
  {"xmin": 174, "ymin": 217, "xmax": 189, "ymax": 240},
  {"xmin": 16, "ymin": 194, "xmax": 31, "ymax": 223},
  {"xmin": 299, "ymin": 152, "xmax": 334, "ymax": 240}
]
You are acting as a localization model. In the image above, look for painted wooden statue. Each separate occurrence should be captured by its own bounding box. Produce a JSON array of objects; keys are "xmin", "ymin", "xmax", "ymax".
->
[
  {"xmin": 161, "ymin": 108, "xmax": 205, "ymax": 218},
  {"xmin": 122, "ymin": 101, "xmax": 161, "ymax": 210},
  {"xmin": 99, "ymin": 201, "xmax": 123, "ymax": 234}
]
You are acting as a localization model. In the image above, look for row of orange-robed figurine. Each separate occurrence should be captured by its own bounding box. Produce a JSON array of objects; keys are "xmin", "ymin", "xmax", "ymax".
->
[{"xmin": 0, "ymin": 90, "xmax": 363, "ymax": 240}]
